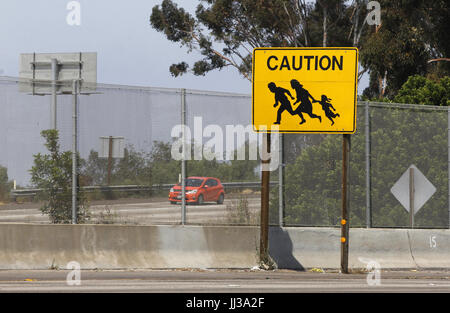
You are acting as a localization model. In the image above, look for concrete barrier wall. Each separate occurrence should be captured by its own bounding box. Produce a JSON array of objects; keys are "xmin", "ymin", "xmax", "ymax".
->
[
  {"xmin": 1, "ymin": 223, "xmax": 450, "ymax": 270},
  {"xmin": 270, "ymin": 227, "xmax": 450, "ymax": 270},
  {"xmin": 0, "ymin": 224, "xmax": 259, "ymax": 270},
  {"xmin": 348, "ymin": 228, "xmax": 416, "ymax": 269},
  {"xmin": 269, "ymin": 227, "xmax": 340, "ymax": 269},
  {"xmin": 407, "ymin": 229, "xmax": 450, "ymax": 268}
]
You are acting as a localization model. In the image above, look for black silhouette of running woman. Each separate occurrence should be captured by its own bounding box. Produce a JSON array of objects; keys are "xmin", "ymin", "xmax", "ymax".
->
[
  {"xmin": 268, "ymin": 82, "xmax": 295, "ymax": 125},
  {"xmin": 314, "ymin": 95, "xmax": 340, "ymax": 125},
  {"xmin": 290, "ymin": 79, "xmax": 322, "ymax": 124}
]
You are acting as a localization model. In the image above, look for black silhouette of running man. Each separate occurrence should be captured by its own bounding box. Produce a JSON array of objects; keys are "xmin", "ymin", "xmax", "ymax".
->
[
  {"xmin": 268, "ymin": 82, "xmax": 295, "ymax": 125},
  {"xmin": 314, "ymin": 95, "xmax": 340, "ymax": 125},
  {"xmin": 290, "ymin": 79, "xmax": 322, "ymax": 124}
]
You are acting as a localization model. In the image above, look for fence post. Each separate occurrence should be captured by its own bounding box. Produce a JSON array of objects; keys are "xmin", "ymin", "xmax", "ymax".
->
[
  {"xmin": 279, "ymin": 133, "xmax": 284, "ymax": 227},
  {"xmin": 448, "ymin": 107, "xmax": 450, "ymax": 229},
  {"xmin": 51, "ymin": 58, "xmax": 58, "ymax": 130},
  {"xmin": 72, "ymin": 80, "xmax": 78, "ymax": 225},
  {"xmin": 181, "ymin": 88, "xmax": 187, "ymax": 225},
  {"xmin": 107, "ymin": 136, "xmax": 113, "ymax": 186},
  {"xmin": 365, "ymin": 101, "xmax": 372, "ymax": 228}
]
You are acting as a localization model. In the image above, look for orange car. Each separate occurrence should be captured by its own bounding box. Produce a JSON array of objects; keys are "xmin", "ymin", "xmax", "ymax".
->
[{"xmin": 169, "ymin": 176, "xmax": 225, "ymax": 205}]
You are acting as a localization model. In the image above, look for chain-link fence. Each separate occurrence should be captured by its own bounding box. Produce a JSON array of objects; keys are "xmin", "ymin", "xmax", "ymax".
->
[
  {"xmin": 0, "ymin": 77, "xmax": 448, "ymax": 228},
  {"xmin": 277, "ymin": 102, "xmax": 449, "ymax": 229}
]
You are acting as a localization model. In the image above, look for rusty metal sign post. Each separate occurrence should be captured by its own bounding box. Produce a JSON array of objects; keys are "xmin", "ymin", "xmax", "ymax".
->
[
  {"xmin": 260, "ymin": 133, "xmax": 271, "ymax": 265},
  {"xmin": 341, "ymin": 134, "xmax": 351, "ymax": 273}
]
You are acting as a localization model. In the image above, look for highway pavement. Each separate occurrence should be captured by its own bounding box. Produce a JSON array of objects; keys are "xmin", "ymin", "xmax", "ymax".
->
[
  {"xmin": 0, "ymin": 269, "xmax": 450, "ymax": 293},
  {"xmin": 0, "ymin": 196, "xmax": 260, "ymax": 225}
]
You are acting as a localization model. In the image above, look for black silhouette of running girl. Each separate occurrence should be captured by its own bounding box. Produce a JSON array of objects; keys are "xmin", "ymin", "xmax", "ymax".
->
[
  {"xmin": 314, "ymin": 95, "xmax": 340, "ymax": 125},
  {"xmin": 268, "ymin": 82, "xmax": 295, "ymax": 125},
  {"xmin": 290, "ymin": 79, "xmax": 322, "ymax": 125}
]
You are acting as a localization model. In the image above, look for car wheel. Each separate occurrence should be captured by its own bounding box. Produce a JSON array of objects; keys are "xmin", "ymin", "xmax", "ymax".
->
[
  {"xmin": 217, "ymin": 194, "xmax": 224, "ymax": 205},
  {"xmin": 197, "ymin": 194, "xmax": 204, "ymax": 205}
]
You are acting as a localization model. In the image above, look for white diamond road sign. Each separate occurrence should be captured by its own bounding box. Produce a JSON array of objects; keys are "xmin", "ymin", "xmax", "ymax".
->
[{"xmin": 390, "ymin": 164, "xmax": 436, "ymax": 215}]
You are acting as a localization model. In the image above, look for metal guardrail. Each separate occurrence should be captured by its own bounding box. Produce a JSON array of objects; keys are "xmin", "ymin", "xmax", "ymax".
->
[{"xmin": 10, "ymin": 181, "xmax": 277, "ymax": 199}]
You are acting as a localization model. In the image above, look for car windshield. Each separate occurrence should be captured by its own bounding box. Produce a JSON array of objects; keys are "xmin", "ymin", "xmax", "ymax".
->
[{"xmin": 185, "ymin": 178, "xmax": 204, "ymax": 187}]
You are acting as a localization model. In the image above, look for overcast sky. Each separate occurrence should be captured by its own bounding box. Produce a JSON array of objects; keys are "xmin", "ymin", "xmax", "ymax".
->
[{"xmin": 0, "ymin": 0, "xmax": 368, "ymax": 94}]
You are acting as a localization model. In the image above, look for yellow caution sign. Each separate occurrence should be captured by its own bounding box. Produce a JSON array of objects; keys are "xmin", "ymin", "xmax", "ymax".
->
[{"xmin": 252, "ymin": 47, "xmax": 358, "ymax": 133}]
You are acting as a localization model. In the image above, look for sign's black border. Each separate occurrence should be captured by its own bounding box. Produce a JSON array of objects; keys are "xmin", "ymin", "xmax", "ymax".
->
[{"xmin": 252, "ymin": 47, "xmax": 359, "ymax": 134}]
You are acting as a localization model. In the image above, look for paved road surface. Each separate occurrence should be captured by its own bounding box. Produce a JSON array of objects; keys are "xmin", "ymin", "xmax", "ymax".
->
[
  {"xmin": 1, "ymin": 269, "xmax": 450, "ymax": 293},
  {"xmin": 0, "ymin": 196, "xmax": 260, "ymax": 224}
]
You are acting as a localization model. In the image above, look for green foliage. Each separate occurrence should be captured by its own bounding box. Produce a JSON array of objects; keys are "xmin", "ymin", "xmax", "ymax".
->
[
  {"xmin": 0, "ymin": 165, "xmax": 11, "ymax": 201},
  {"xmin": 82, "ymin": 150, "xmax": 108, "ymax": 186},
  {"xmin": 361, "ymin": 0, "xmax": 450, "ymax": 98},
  {"xmin": 148, "ymin": 141, "xmax": 180, "ymax": 185},
  {"xmin": 150, "ymin": 0, "xmax": 357, "ymax": 80},
  {"xmin": 369, "ymin": 107, "xmax": 447, "ymax": 228},
  {"xmin": 151, "ymin": 0, "xmax": 449, "ymax": 100},
  {"xmin": 306, "ymin": 0, "xmax": 353, "ymax": 47},
  {"xmin": 187, "ymin": 141, "xmax": 259, "ymax": 182},
  {"xmin": 270, "ymin": 130, "xmax": 366, "ymax": 227},
  {"xmin": 361, "ymin": 75, "xmax": 450, "ymax": 106},
  {"xmin": 394, "ymin": 75, "xmax": 450, "ymax": 106},
  {"xmin": 271, "ymin": 99, "xmax": 448, "ymax": 228},
  {"xmin": 113, "ymin": 147, "xmax": 151, "ymax": 185},
  {"xmin": 30, "ymin": 130, "xmax": 89, "ymax": 224},
  {"xmin": 83, "ymin": 146, "xmax": 152, "ymax": 186},
  {"xmin": 81, "ymin": 140, "xmax": 259, "ymax": 191},
  {"xmin": 186, "ymin": 158, "xmax": 259, "ymax": 182}
]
